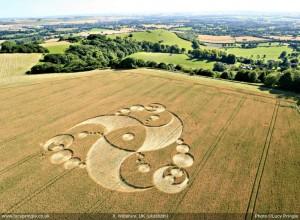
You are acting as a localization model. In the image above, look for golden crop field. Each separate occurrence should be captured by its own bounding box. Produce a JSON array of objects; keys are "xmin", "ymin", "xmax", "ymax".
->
[
  {"xmin": 198, "ymin": 35, "xmax": 236, "ymax": 43},
  {"xmin": 198, "ymin": 35, "xmax": 268, "ymax": 43},
  {"xmin": 0, "ymin": 69, "xmax": 299, "ymax": 219},
  {"xmin": 0, "ymin": 53, "xmax": 41, "ymax": 78},
  {"xmin": 269, "ymin": 36, "xmax": 300, "ymax": 41}
]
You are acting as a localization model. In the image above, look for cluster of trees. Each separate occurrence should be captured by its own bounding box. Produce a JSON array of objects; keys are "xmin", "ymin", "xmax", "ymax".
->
[
  {"xmin": 116, "ymin": 57, "xmax": 299, "ymax": 93},
  {"xmin": 117, "ymin": 57, "xmax": 183, "ymax": 72},
  {"xmin": 264, "ymin": 70, "xmax": 300, "ymax": 92},
  {"xmin": 189, "ymin": 49, "xmax": 236, "ymax": 64},
  {"xmin": 0, "ymin": 41, "xmax": 48, "ymax": 53},
  {"xmin": 23, "ymin": 33, "xmax": 299, "ymax": 94},
  {"xmin": 139, "ymin": 41, "xmax": 185, "ymax": 54},
  {"xmin": 29, "ymin": 34, "xmax": 187, "ymax": 74},
  {"xmin": 30, "ymin": 35, "xmax": 141, "ymax": 73},
  {"xmin": 240, "ymin": 43, "xmax": 258, "ymax": 48},
  {"xmin": 116, "ymin": 57, "xmax": 216, "ymax": 77},
  {"xmin": 236, "ymin": 51, "xmax": 299, "ymax": 71}
]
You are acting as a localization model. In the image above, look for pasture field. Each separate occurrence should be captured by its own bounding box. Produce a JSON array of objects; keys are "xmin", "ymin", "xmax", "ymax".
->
[
  {"xmin": 0, "ymin": 53, "xmax": 41, "ymax": 78},
  {"xmin": 41, "ymin": 39, "xmax": 71, "ymax": 54},
  {"xmin": 129, "ymin": 52, "xmax": 215, "ymax": 70},
  {"xmin": 0, "ymin": 68, "xmax": 299, "ymax": 218},
  {"xmin": 173, "ymin": 27, "xmax": 193, "ymax": 31},
  {"xmin": 225, "ymin": 45, "xmax": 293, "ymax": 60},
  {"xmin": 111, "ymin": 29, "xmax": 193, "ymax": 50}
]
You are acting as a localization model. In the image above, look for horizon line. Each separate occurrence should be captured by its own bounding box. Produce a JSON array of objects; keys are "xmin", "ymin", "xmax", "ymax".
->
[{"xmin": 1, "ymin": 10, "xmax": 300, "ymax": 20}]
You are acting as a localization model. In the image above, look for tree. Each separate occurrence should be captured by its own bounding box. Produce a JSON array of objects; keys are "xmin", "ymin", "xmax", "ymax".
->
[
  {"xmin": 220, "ymin": 71, "xmax": 234, "ymax": 80},
  {"xmin": 279, "ymin": 71, "xmax": 294, "ymax": 89},
  {"xmin": 235, "ymin": 70, "xmax": 249, "ymax": 82},
  {"xmin": 279, "ymin": 51, "xmax": 287, "ymax": 59},
  {"xmin": 266, "ymin": 60, "xmax": 278, "ymax": 70},
  {"xmin": 248, "ymin": 71, "xmax": 258, "ymax": 83},
  {"xmin": 117, "ymin": 57, "xmax": 137, "ymax": 69},
  {"xmin": 146, "ymin": 61, "xmax": 158, "ymax": 68},
  {"xmin": 192, "ymin": 39, "xmax": 200, "ymax": 49},
  {"xmin": 290, "ymin": 58, "xmax": 299, "ymax": 69},
  {"xmin": 258, "ymin": 71, "xmax": 267, "ymax": 83},
  {"xmin": 213, "ymin": 62, "xmax": 227, "ymax": 72},
  {"xmin": 0, "ymin": 41, "xmax": 48, "ymax": 53},
  {"xmin": 0, "ymin": 41, "xmax": 16, "ymax": 53},
  {"xmin": 226, "ymin": 54, "xmax": 236, "ymax": 64},
  {"xmin": 190, "ymin": 49, "xmax": 202, "ymax": 59},
  {"xmin": 264, "ymin": 73, "xmax": 279, "ymax": 87},
  {"xmin": 153, "ymin": 43, "xmax": 161, "ymax": 52},
  {"xmin": 195, "ymin": 68, "xmax": 215, "ymax": 77},
  {"xmin": 293, "ymin": 71, "xmax": 300, "ymax": 92},
  {"xmin": 29, "ymin": 63, "xmax": 62, "ymax": 74},
  {"xmin": 279, "ymin": 58, "xmax": 291, "ymax": 71},
  {"xmin": 158, "ymin": 62, "xmax": 168, "ymax": 70},
  {"xmin": 175, "ymin": 65, "xmax": 183, "ymax": 71}
]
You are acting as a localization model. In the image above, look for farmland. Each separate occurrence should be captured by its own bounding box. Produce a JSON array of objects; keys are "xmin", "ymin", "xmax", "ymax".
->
[
  {"xmin": 225, "ymin": 45, "xmax": 293, "ymax": 60},
  {"xmin": 41, "ymin": 39, "xmax": 71, "ymax": 54},
  {"xmin": 78, "ymin": 27, "xmax": 135, "ymax": 37},
  {"xmin": 198, "ymin": 35, "xmax": 236, "ymax": 43},
  {"xmin": 0, "ymin": 68, "xmax": 298, "ymax": 217},
  {"xmin": 0, "ymin": 53, "xmax": 41, "ymax": 78},
  {"xmin": 129, "ymin": 52, "xmax": 215, "ymax": 69},
  {"xmin": 198, "ymin": 35, "xmax": 268, "ymax": 43},
  {"xmin": 269, "ymin": 36, "xmax": 300, "ymax": 41},
  {"xmin": 111, "ymin": 29, "xmax": 193, "ymax": 50}
]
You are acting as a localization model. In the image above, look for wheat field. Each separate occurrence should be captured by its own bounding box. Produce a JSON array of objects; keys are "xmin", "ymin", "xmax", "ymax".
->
[{"xmin": 0, "ymin": 69, "xmax": 299, "ymax": 218}]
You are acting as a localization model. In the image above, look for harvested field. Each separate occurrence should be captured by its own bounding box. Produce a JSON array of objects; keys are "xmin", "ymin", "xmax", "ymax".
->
[
  {"xmin": 198, "ymin": 35, "xmax": 235, "ymax": 43},
  {"xmin": 0, "ymin": 53, "xmax": 41, "ymax": 78},
  {"xmin": 0, "ymin": 69, "xmax": 299, "ymax": 217},
  {"xmin": 235, "ymin": 36, "xmax": 268, "ymax": 42},
  {"xmin": 268, "ymin": 35, "xmax": 300, "ymax": 41},
  {"xmin": 79, "ymin": 28, "xmax": 135, "ymax": 37},
  {"xmin": 198, "ymin": 35, "xmax": 268, "ymax": 44}
]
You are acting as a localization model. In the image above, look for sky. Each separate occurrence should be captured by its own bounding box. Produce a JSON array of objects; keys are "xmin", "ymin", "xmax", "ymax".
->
[{"xmin": 0, "ymin": 0, "xmax": 300, "ymax": 18}]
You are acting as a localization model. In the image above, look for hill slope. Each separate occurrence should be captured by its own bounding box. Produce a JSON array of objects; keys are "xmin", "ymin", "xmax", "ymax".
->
[{"xmin": 111, "ymin": 29, "xmax": 193, "ymax": 50}]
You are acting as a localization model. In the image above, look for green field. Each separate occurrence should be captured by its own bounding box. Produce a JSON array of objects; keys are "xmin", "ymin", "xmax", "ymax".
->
[
  {"xmin": 173, "ymin": 27, "xmax": 193, "ymax": 31},
  {"xmin": 225, "ymin": 45, "xmax": 292, "ymax": 60},
  {"xmin": 41, "ymin": 41, "xmax": 71, "ymax": 54},
  {"xmin": 129, "ymin": 52, "xmax": 215, "ymax": 70},
  {"xmin": 111, "ymin": 29, "xmax": 193, "ymax": 50},
  {"xmin": 0, "ymin": 53, "xmax": 41, "ymax": 78}
]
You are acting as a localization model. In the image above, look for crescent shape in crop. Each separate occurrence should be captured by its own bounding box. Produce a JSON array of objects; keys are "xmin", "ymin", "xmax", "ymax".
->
[{"xmin": 75, "ymin": 113, "xmax": 183, "ymax": 192}]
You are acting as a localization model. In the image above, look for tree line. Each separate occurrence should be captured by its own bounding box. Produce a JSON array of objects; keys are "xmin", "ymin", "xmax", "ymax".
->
[
  {"xmin": 23, "ymin": 34, "xmax": 299, "ymax": 93},
  {"xmin": 116, "ymin": 57, "xmax": 300, "ymax": 93},
  {"xmin": 0, "ymin": 41, "xmax": 48, "ymax": 53},
  {"xmin": 189, "ymin": 48, "xmax": 237, "ymax": 64},
  {"xmin": 29, "ymin": 35, "xmax": 188, "ymax": 74}
]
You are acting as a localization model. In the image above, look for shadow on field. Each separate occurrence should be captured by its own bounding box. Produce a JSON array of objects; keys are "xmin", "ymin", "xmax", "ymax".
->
[{"xmin": 258, "ymin": 85, "xmax": 300, "ymax": 104}]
